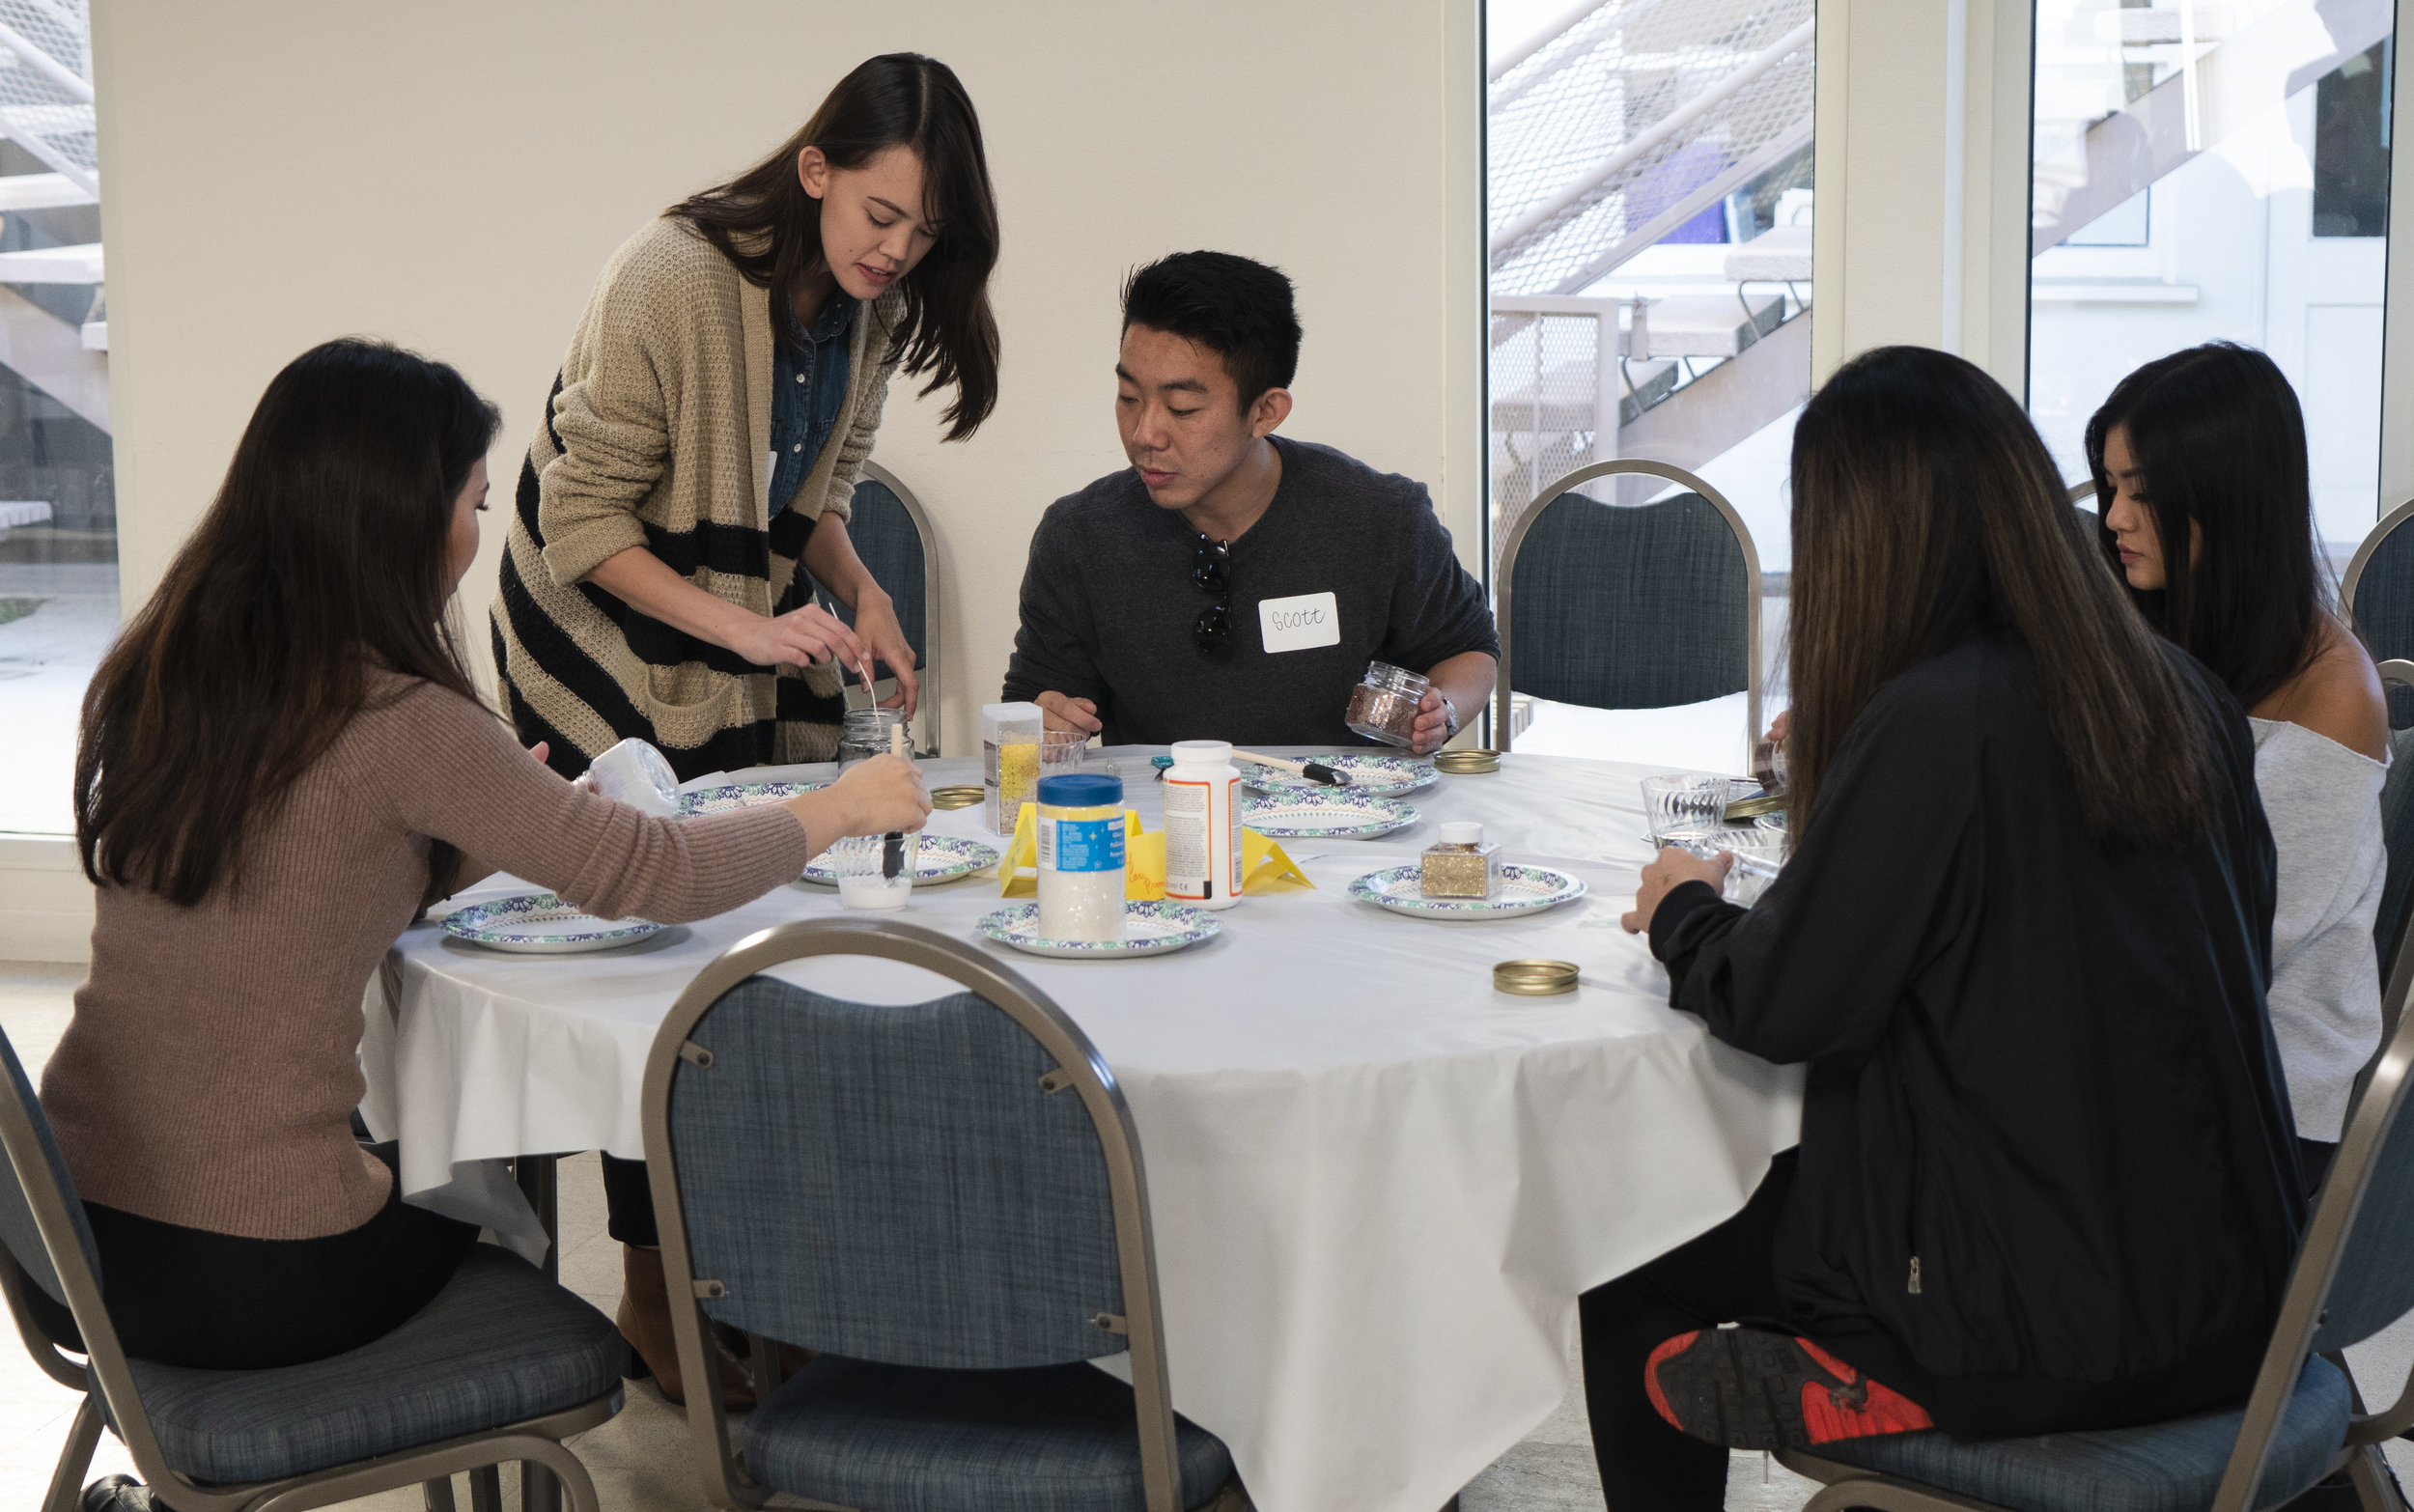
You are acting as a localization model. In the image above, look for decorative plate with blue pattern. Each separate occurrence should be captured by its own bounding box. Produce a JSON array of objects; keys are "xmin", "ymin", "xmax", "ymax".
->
[
  {"xmin": 679, "ymin": 781, "xmax": 825, "ymax": 817},
  {"xmin": 976, "ymin": 900, "xmax": 1221, "ymax": 959},
  {"xmin": 1240, "ymin": 753, "xmax": 1437, "ymax": 798},
  {"xmin": 801, "ymin": 834, "xmax": 1000, "ymax": 887},
  {"xmin": 443, "ymin": 893, "xmax": 663, "ymax": 954},
  {"xmin": 1243, "ymin": 792, "xmax": 1419, "ymax": 839},
  {"xmin": 1347, "ymin": 864, "xmax": 1586, "ymax": 920}
]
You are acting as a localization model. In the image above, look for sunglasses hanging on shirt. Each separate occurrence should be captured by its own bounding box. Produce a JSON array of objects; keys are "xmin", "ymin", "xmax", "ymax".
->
[{"xmin": 1193, "ymin": 533, "xmax": 1233, "ymax": 653}]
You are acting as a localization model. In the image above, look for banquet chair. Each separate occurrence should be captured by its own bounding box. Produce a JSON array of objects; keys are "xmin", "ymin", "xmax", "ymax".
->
[
  {"xmin": 825, "ymin": 460, "xmax": 940, "ymax": 754},
  {"xmin": 2345, "ymin": 502, "xmax": 2414, "ymax": 732},
  {"xmin": 1774, "ymin": 959, "xmax": 2414, "ymax": 1512},
  {"xmin": 2375, "ymin": 660, "xmax": 2414, "ymax": 1024},
  {"xmin": 641, "ymin": 916, "xmax": 1235, "ymax": 1512},
  {"xmin": 0, "ymin": 1023, "xmax": 623, "ymax": 1512},
  {"xmin": 1493, "ymin": 458, "xmax": 1761, "ymax": 755}
]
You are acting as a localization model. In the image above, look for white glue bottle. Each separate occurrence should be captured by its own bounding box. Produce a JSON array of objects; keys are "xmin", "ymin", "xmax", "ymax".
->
[{"xmin": 1164, "ymin": 740, "xmax": 1243, "ymax": 910}]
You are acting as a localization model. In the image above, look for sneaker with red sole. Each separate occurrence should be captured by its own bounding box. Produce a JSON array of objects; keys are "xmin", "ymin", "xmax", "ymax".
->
[{"xmin": 1645, "ymin": 1328, "xmax": 1935, "ymax": 1450}]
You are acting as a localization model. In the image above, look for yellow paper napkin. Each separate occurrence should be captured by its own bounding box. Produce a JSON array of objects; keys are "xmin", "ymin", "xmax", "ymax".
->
[
  {"xmin": 998, "ymin": 806, "xmax": 1308, "ymax": 898},
  {"xmin": 1242, "ymin": 829, "xmax": 1315, "ymax": 892},
  {"xmin": 998, "ymin": 804, "xmax": 1166, "ymax": 899}
]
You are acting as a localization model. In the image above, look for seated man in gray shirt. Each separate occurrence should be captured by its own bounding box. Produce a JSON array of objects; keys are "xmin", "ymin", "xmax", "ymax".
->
[{"xmin": 1002, "ymin": 251, "xmax": 1499, "ymax": 752}]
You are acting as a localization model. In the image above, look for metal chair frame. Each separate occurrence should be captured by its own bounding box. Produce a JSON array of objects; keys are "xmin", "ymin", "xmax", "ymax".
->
[
  {"xmin": 857, "ymin": 460, "xmax": 941, "ymax": 756},
  {"xmin": 641, "ymin": 916, "xmax": 1189, "ymax": 1512},
  {"xmin": 1776, "ymin": 948, "xmax": 2414, "ymax": 1512},
  {"xmin": 1493, "ymin": 458, "xmax": 1763, "ymax": 756},
  {"xmin": 0, "ymin": 1070, "xmax": 616, "ymax": 1512},
  {"xmin": 2342, "ymin": 498, "xmax": 2414, "ymax": 650}
]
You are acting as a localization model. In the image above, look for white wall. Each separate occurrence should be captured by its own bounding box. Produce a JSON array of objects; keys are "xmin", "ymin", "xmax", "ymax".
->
[{"xmin": 93, "ymin": 0, "xmax": 1481, "ymax": 755}]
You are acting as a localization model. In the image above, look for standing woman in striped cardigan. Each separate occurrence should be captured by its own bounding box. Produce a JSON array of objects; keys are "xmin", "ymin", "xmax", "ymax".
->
[
  {"xmin": 492, "ymin": 51, "xmax": 998, "ymax": 780},
  {"xmin": 487, "ymin": 52, "xmax": 997, "ymax": 1407}
]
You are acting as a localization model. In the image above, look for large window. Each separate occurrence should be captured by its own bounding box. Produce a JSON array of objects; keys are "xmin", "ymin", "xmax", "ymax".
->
[
  {"xmin": 1486, "ymin": 0, "xmax": 1812, "ymax": 769},
  {"xmin": 2030, "ymin": 2, "xmax": 2392, "ymax": 558},
  {"xmin": 0, "ymin": 0, "xmax": 109, "ymax": 839}
]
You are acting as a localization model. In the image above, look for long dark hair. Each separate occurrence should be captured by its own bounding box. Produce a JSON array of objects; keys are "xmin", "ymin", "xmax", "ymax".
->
[
  {"xmin": 2085, "ymin": 342, "xmax": 2323, "ymax": 710},
  {"xmin": 75, "ymin": 339, "xmax": 501, "ymax": 905},
  {"xmin": 1788, "ymin": 346, "xmax": 2211, "ymax": 848},
  {"xmin": 673, "ymin": 52, "xmax": 999, "ymax": 441}
]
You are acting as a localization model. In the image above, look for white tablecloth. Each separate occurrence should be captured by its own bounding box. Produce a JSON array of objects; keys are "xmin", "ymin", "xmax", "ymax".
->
[{"xmin": 359, "ymin": 748, "xmax": 1802, "ymax": 1512}]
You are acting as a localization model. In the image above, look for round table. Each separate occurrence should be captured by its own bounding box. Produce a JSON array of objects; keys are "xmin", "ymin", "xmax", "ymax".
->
[{"xmin": 359, "ymin": 747, "xmax": 1802, "ymax": 1512}]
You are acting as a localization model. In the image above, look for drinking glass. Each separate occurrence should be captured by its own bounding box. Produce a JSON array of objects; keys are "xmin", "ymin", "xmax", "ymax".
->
[
  {"xmin": 1041, "ymin": 728, "xmax": 1090, "ymax": 773},
  {"xmin": 831, "ymin": 831, "xmax": 918, "ymax": 910},
  {"xmin": 1640, "ymin": 773, "xmax": 1726, "ymax": 846}
]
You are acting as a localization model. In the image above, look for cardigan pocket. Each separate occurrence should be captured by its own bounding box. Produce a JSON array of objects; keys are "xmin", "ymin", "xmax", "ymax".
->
[{"xmin": 642, "ymin": 662, "xmax": 759, "ymax": 751}]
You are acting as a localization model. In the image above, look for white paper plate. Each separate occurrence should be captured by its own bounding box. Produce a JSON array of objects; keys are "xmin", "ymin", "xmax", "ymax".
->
[
  {"xmin": 443, "ymin": 893, "xmax": 663, "ymax": 954},
  {"xmin": 679, "ymin": 781, "xmax": 824, "ymax": 817},
  {"xmin": 976, "ymin": 901, "xmax": 1221, "ymax": 959},
  {"xmin": 1347, "ymin": 864, "xmax": 1587, "ymax": 920},
  {"xmin": 1243, "ymin": 792, "xmax": 1419, "ymax": 839},
  {"xmin": 801, "ymin": 834, "xmax": 1000, "ymax": 887},
  {"xmin": 1241, "ymin": 753, "xmax": 1438, "ymax": 798}
]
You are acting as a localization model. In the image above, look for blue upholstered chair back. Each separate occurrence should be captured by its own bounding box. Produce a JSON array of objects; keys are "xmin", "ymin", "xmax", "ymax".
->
[
  {"xmin": 0, "ymin": 1023, "xmax": 99, "ymax": 1311},
  {"xmin": 836, "ymin": 476, "xmax": 929, "ymax": 674},
  {"xmin": 2376, "ymin": 668, "xmax": 2414, "ymax": 987},
  {"xmin": 663, "ymin": 978, "xmax": 1125, "ymax": 1371},
  {"xmin": 2310, "ymin": 1062, "xmax": 2414, "ymax": 1356},
  {"xmin": 1505, "ymin": 488, "xmax": 1750, "ymax": 710},
  {"xmin": 2347, "ymin": 506, "xmax": 2414, "ymax": 730}
]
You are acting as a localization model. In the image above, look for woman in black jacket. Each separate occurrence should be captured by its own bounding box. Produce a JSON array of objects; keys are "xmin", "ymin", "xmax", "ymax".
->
[{"xmin": 1585, "ymin": 346, "xmax": 2305, "ymax": 1510}]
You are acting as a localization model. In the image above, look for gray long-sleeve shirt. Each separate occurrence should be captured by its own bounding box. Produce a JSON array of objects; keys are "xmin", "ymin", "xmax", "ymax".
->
[{"xmin": 1002, "ymin": 437, "xmax": 1500, "ymax": 747}]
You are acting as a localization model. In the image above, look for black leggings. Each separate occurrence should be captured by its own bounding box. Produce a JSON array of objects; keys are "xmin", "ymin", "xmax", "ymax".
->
[
  {"xmin": 70, "ymin": 1144, "xmax": 478, "ymax": 1370},
  {"xmin": 601, "ymin": 1153, "xmax": 658, "ymax": 1246}
]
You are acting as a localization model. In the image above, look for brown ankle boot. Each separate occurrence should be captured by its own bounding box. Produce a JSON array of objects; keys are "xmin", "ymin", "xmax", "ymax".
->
[{"xmin": 617, "ymin": 1244, "xmax": 755, "ymax": 1411}]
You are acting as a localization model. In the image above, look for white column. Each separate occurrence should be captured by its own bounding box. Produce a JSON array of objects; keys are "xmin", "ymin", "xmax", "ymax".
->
[{"xmin": 1811, "ymin": 0, "xmax": 2035, "ymax": 399}]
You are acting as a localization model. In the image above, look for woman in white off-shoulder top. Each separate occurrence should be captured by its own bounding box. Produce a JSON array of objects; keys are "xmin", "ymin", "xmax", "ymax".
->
[{"xmin": 2091, "ymin": 341, "xmax": 2389, "ymax": 1190}]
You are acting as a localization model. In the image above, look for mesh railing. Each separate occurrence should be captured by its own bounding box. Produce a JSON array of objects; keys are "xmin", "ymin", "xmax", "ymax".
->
[
  {"xmin": 1490, "ymin": 0, "xmax": 1813, "ymax": 296},
  {"xmin": 0, "ymin": 0, "xmax": 94, "ymax": 192},
  {"xmin": 1490, "ymin": 310, "xmax": 1615, "ymax": 566}
]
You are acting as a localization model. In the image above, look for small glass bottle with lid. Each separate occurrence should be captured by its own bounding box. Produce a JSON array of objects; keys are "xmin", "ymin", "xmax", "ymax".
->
[
  {"xmin": 1344, "ymin": 660, "xmax": 1429, "ymax": 746},
  {"xmin": 1420, "ymin": 821, "xmax": 1500, "ymax": 898}
]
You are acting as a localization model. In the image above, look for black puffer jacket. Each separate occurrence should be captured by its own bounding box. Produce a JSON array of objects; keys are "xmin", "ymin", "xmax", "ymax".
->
[{"xmin": 1655, "ymin": 637, "xmax": 2303, "ymax": 1404}]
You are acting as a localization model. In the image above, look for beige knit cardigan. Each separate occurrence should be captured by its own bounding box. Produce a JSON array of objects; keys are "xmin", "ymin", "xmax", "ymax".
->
[{"xmin": 491, "ymin": 215, "xmax": 906, "ymax": 774}]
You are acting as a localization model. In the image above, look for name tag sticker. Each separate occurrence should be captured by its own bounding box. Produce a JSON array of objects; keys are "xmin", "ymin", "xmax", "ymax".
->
[{"xmin": 1258, "ymin": 592, "xmax": 1341, "ymax": 654}]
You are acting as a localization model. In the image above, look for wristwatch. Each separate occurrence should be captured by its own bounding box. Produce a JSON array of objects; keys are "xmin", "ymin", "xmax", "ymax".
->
[{"xmin": 1440, "ymin": 694, "xmax": 1461, "ymax": 736}]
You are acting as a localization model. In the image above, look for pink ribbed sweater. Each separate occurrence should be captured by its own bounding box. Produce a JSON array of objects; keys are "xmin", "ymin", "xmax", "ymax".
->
[{"xmin": 41, "ymin": 674, "xmax": 813, "ymax": 1240}]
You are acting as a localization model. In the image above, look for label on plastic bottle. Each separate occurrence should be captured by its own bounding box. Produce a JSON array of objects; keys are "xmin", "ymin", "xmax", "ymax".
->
[{"xmin": 1039, "ymin": 815, "xmax": 1125, "ymax": 874}]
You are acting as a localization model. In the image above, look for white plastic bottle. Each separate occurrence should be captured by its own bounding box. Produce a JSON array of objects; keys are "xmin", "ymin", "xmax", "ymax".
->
[{"xmin": 1164, "ymin": 739, "xmax": 1243, "ymax": 910}]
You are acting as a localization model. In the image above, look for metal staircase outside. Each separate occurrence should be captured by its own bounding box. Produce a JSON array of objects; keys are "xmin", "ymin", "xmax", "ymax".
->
[
  {"xmin": 1488, "ymin": 0, "xmax": 2392, "ymax": 552},
  {"xmin": 1487, "ymin": 0, "xmax": 1815, "ymax": 549},
  {"xmin": 0, "ymin": 0, "xmax": 103, "ymax": 438}
]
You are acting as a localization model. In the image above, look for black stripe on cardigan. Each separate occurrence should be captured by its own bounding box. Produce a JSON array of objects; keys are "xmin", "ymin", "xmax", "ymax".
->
[
  {"xmin": 495, "ymin": 536, "xmax": 657, "ymax": 739},
  {"xmin": 493, "ymin": 617, "xmax": 593, "ymax": 781},
  {"xmin": 641, "ymin": 518, "xmax": 772, "ymax": 581}
]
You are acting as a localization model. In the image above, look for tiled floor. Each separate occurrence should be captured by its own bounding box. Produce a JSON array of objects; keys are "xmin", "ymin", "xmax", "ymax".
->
[{"xmin": 5, "ymin": 957, "xmax": 2412, "ymax": 1512}]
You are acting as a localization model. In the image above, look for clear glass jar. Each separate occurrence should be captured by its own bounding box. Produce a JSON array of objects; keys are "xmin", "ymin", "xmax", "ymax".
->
[
  {"xmin": 838, "ymin": 707, "xmax": 909, "ymax": 770},
  {"xmin": 1344, "ymin": 661, "xmax": 1428, "ymax": 747}
]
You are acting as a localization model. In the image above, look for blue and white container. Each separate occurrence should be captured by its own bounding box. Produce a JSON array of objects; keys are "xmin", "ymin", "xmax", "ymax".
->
[{"xmin": 1036, "ymin": 772, "xmax": 1126, "ymax": 942}]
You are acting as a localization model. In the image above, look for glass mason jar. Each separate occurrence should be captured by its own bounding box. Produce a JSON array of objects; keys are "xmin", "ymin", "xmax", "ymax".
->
[
  {"xmin": 838, "ymin": 707, "xmax": 909, "ymax": 770},
  {"xmin": 1343, "ymin": 661, "xmax": 1429, "ymax": 747}
]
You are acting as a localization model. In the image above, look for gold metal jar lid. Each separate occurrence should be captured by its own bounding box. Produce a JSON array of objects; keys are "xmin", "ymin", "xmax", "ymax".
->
[
  {"xmin": 1494, "ymin": 959, "xmax": 1579, "ymax": 995},
  {"xmin": 930, "ymin": 785, "xmax": 985, "ymax": 810},
  {"xmin": 1722, "ymin": 791, "xmax": 1786, "ymax": 821},
  {"xmin": 1435, "ymin": 749, "xmax": 1502, "ymax": 774}
]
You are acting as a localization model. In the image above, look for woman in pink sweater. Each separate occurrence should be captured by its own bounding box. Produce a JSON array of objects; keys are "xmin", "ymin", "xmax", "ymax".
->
[{"xmin": 41, "ymin": 338, "xmax": 927, "ymax": 1373}]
